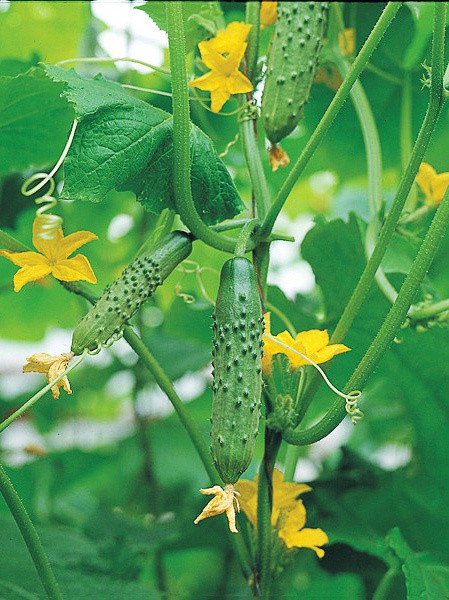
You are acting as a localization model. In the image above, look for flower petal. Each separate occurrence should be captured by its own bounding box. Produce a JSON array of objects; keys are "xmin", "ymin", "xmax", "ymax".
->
[
  {"xmin": 210, "ymin": 88, "xmax": 232, "ymax": 113},
  {"xmin": 13, "ymin": 264, "xmax": 52, "ymax": 292},
  {"xmin": 432, "ymin": 172, "xmax": 449, "ymax": 203},
  {"xmin": 234, "ymin": 478, "xmax": 258, "ymax": 527},
  {"xmin": 51, "ymin": 254, "xmax": 97, "ymax": 284},
  {"xmin": 415, "ymin": 162, "xmax": 436, "ymax": 200},
  {"xmin": 23, "ymin": 353, "xmax": 57, "ymax": 374},
  {"xmin": 296, "ymin": 329, "xmax": 330, "ymax": 354},
  {"xmin": 202, "ymin": 22, "xmax": 252, "ymax": 54},
  {"xmin": 32, "ymin": 219, "xmax": 63, "ymax": 260},
  {"xmin": 279, "ymin": 526, "xmax": 329, "ymax": 557},
  {"xmin": 260, "ymin": 1, "xmax": 278, "ymax": 29},
  {"xmin": 189, "ymin": 70, "xmax": 223, "ymax": 92},
  {"xmin": 312, "ymin": 342, "xmax": 350, "ymax": 364},
  {"xmin": 0, "ymin": 250, "xmax": 48, "ymax": 268},
  {"xmin": 54, "ymin": 230, "xmax": 98, "ymax": 261},
  {"xmin": 198, "ymin": 43, "xmax": 227, "ymax": 71},
  {"xmin": 226, "ymin": 70, "xmax": 253, "ymax": 95}
]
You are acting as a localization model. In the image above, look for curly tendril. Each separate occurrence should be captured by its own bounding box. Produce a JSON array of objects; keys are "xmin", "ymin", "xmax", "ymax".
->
[
  {"xmin": 176, "ymin": 260, "xmax": 219, "ymax": 306},
  {"xmin": 21, "ymin": 120, "xmax": 78, "ymax": 240}
]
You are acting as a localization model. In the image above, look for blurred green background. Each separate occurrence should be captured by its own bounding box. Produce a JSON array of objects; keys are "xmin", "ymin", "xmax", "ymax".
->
[{"xmin": 1, "ymin": 2, "xmax": 449, "ymax": 598}]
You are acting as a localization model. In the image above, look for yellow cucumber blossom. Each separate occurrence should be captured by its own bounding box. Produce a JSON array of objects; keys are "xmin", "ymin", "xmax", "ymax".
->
[
  {"xmin": 338, "ymin": 28, "xmax": 355, "ymax": 57},
  {"xmin": 194, "ymin": 484, "xmax": 240, "ymax": 533},
  {"xmin": 415, "ymin": 162, "xmax": 449, "ymax": 206},
  {"xmin": 0, "ymin": 218, "xmax": 97, "ymax": 292},
  {"xmin": 261, "ymin": 312, "xmax": 350, "ymax": 376},
  {"xmin": 23, "ymin": 352, "xmax": 73, "ymax": 400},
  {"xmin": 189, "ymin": 27, "xmax": 253, "ymax": 113},
  {"xmin": 260, "ymin": 1, "xmax": 278, "ymax": 29},
  {"xmin": 235, "ymin": 469, "xmax": 328, "ymax": 557}
]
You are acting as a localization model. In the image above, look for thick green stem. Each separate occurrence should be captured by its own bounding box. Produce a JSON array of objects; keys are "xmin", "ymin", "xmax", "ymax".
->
[
  {"xmin": 257, "ymin": 431, "xmax": 282, "ymax": 599},
  {"xmin": 260, "ymin": 2, "xmax": 401, "ymax": 238},
  {"xmin": 372, "ymin": 568, "xmax": 401, "ymax": 600},
  {"xmin": 235, "ymin": 219, "xmax": 259, "ymax": 257},
  {"xmin": 123, "ymin": 326, "xmax": 219, "ymax": 483},
  {"xmin": 402, "ymin": 73, "xmax": 419, "ymax": 212},
  {"xmin": 165, "ymin": 2, "xmax": 244, "ymax": 254},
  {"xmin": 0, "ymin": 229, "xmax": 30, "ymax": 252},
  {"xmin": 245, "ymin": 1, "xmax": 261, "ymax": 84},
  {"xmin": 238, "ymin": 110, "xmax": 271, "ymax": 220},
  {"xmin": 0, "ymin": 465, "xmax": 63, "ymax": 600}
]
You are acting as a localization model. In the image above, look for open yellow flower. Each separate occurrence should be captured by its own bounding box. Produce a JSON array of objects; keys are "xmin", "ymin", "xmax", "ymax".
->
[
  {"xmin": 201, "ymin": 21, "xmax": 252, "ymax": 54},
  {"xmin": 262, "ymin": 312, "xmax": 350, "ymax": 375},
  {"xmin": 338, "ymin": 28, "xmax": 355, "ymax": 57},
  {"xmin": 260, "ymin": 1, "xmax": 278, "ymax": 29},
  {"xmin": 23, "ymin": 352, "xmax": 73, "ymax": 400},
  {"xmin": 189, "ymin": 40, "xmax": 253, "ymax": 113},
  {"xmin": 415, "ymin": 162, "xmax": 449, "ymax": 206},
  {"xmin": 0, "ymin": 218, "xmax": 97, "ymax": 292},
  {"xmin": 235, "ymin": 469, "xmax": 328, "ymax": 558}
]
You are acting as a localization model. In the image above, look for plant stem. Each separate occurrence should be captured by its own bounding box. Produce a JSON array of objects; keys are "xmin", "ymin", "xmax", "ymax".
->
[
  {"xmin": 283, "ymin": 145, "xmax": 449, "ymax": 446},
  {"xmin": 245, "ymin": 1, "xmax": 261, "ymax": 84},
  {"xmin": 291, "ymin": 3, "xmax": 447, "ymax": 427},
  {"xmin": 259, "ymin": 2, "xmax": 401, "ymax": 238},
  {"xmin": 257, "ymin": 430, "xmax": 282, "ymax": 599},
  {"xmin": 123, "ymin": 326, "xmax": 218, "ymax": 482},
  {"xmin": 0, "ymin": 465, "xmax": 63, "ymax": 600},
  {"xmin": 0, "ymin": 354, "xmax": 85, "ymax": 434},
  {"xmin": 55, "ymin": 56, "xmax": 170, "ymax": 75},
  {"xmin": 372, "ymin": 568, "xmax": 400, "ymax": 600},
  {"xmin": 165, "ymin": 2, "xmax": 244, "ymax": 254},
  {"xmin": 408, "ymin": 297, "xmax": 449, "ymax": 321},
  {"xmin": 235, "ymin": 219, "xmax": 259, "ymax": 257},
  {"xmin": 0, "ymin": 229, "xmax": 30, "ymax": 252}
]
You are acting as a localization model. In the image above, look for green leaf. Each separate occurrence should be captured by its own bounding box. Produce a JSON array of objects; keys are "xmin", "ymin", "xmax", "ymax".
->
[
  {"xmin": 137, "ymin": 1, "xmax": 223, "ymax": 53},
  {"xmin": 0, "ymin": 69, "xmax": 74, "ymax": 176},
  {"xmin": 403, "ymin": 3, "xmax": 435, "ymax": 70},
  {"xmin": 42, "ymin": 65, "xmax": 244, "ymax": 225},
  {"xmin": 388, "ymin": 527, "xmax": 449, "ymax": 600}
]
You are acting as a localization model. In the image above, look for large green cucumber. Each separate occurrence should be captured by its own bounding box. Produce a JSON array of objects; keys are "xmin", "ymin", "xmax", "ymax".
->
[
  {"xmin": 261, "ymin": 1, "xmax": 329, "ymax": 144},
  {"xmin": 71, "ymin": 231, "xmax": 192, "ymax": 355},
  {"xmin": 210, "ymin": 257, "xmax": 263, "ymax": 484}
]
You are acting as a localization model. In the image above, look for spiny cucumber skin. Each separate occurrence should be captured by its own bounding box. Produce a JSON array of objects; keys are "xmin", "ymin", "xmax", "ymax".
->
[
  {"xmin": 210, "ymin": 257, "xmax": 263, "ymax": 485},
  {"xmin": 71, "ymin": 231, "xmax": 192, "ymax": 355},
  {"xmin": 261, "ymin": 1, "xmax": 329, "ymax": 144}
]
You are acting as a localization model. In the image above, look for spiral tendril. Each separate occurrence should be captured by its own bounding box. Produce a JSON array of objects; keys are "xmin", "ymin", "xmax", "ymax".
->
[
  {"xmin": 21, "ymin": 120, "xmax": 78, "ymax": 240},
  {"xmin": 176, "ymin": 260, "xmax": 219, "ymax": 306}
]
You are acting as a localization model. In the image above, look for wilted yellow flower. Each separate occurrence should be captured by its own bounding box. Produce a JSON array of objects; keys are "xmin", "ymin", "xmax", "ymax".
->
[
  {"xmin": 189, "ymin": 35, "xmax": 253, "ymax": 113},
  {"xmin": 260, "ymin": 1, "xmax": 278, "ymax": 29},
  {"xmin": 0, "ymin": 218, "xmax": 97, "ymax": 292},
  {"xmin": 235, "ymin": 469, "xmax": 328, "ymax": 557},
  {"xmin": 201, "ymin": 21, "xmax": 252, "ymax": 54},
  {"xmin": 194, "ymin": 485, "xmax": 239, "ymax": 533},
  {"xmin": 269, "ymin": 144, "xmax": 290, "ymax": 172},
  {"xmin": 23, "ymin": 352, "xmax": 73, "ymax": 399},
  {"xmin": 415, "ymin": 162, "xmax": 449, "ymax": 206},
  {"xmin": 262, "ymin": 312, "xmax": 350, "ymax": 375}
]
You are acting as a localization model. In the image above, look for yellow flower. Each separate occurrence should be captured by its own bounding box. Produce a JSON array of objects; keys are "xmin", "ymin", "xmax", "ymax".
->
[
  {"xmin": 262, "ymin": 312, "xmax": 350, "ymax": 375},
  {"xmin": 189, "ymin": 40, "xmax": 253, "ymax": 113},
  {"xmin": 269, "ymin": 144, "xmax": 290, "ymax": 172},
  {"xmin": 235, "ymin": 469, "xmax": 328, "ymax": 558},
  {"xmin": 415, "ymin": 162, "xmax": 449, "ymax": 206},
  {"xmin": 194, "ymin": 485, "xmax": 239, "ymax": 533},
  {"xmin": 260, "ymin": 1, "xmax": 278, "ymax": 29},
  {"xmin": 23, "ymin": 352, "xmax": 73, "ymax": 399},
  {"xmin": 201, "ymin": 21, "xmax": 252, "ymax": 54},
  {"xmin": 338, "ymin": 28, "xmax": 355, "ymax": 57},
  {"xmin": 0, "ymin": 218, "xmax": 97, "ymax": 292}
]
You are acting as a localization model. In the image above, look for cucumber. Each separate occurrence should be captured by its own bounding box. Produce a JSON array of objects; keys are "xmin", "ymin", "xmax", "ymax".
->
[
  {"xmin": 261, "ymin": 1, "xmax": 329, "ymax": 144},
  {"xmin": 210, "ymin": 257, "xmax": 263, "ymax": 484},
  {"xmin": 71, "ymin": 231, "xmax": 192, "ymax": 355}
]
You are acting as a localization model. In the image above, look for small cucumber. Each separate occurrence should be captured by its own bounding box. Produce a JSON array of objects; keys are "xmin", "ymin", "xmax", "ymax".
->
[
  {"xmin": 71, "ymin": 231, "xmax": 192, "ymax": 355},
  {"xmin": 210, "ymin": 257, "xmax": 263, "ymax": 484},
  {"xmin": 261, "ymin": 1, "xmax": 329, "ymax": 144}
]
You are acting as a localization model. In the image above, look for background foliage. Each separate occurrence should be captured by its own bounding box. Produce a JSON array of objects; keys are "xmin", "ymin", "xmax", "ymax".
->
[{"xmin": 1, "ymin": 2, "xmax": 449, "ymax": 598}]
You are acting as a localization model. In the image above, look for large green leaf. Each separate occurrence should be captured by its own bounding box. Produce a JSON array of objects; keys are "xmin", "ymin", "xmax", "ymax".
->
[
  {"xmin": 0, "ymin": 69, "xmax": 73, "ymax": 176},
  {"xmin": 137, "ymin": 1, "xmax": 223, "ymax": 53},
  {"xmin": 43, "ymin": 65, "xmax": 244, "ymax": 224}
]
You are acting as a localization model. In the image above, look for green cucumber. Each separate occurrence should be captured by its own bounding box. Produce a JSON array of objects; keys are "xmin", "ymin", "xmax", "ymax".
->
[
  {"xmin": 71, "ymin": 231, "xmax": 192, "ymax": 355},
  {"xmin": 261, "ymin": 1, "xmax": 329, "ymax": 144},
  {"xmin": 210, "ymin": 257, "xmax": 263, "ymax": 484}
]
